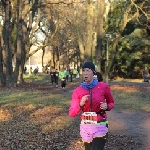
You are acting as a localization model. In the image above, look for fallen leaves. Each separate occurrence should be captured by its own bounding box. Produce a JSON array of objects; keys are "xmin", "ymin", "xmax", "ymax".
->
[
  {"xmin": 0, "ymin": 109, "xmax": 12, "ymax": 122},
  {"xmin": 0, "ymin": 80, "xmax": 150, "ymax": 149}
]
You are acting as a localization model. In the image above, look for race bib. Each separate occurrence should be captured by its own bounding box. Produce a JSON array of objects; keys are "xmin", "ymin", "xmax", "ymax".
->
[{"xmin": 81, "ymin": 112, "xmax": 98, "ymax": 124}]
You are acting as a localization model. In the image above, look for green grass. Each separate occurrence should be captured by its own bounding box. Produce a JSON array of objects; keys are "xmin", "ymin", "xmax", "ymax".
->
[
  {"xmin": 0, "ymin": 74, "xmax": 150, "ymax": 129},
  {"xmin": 112, "ymin": 89, "xmax": 150, "ymax": 112},
  {"xmin": 23, "ymin": 73, "xmax": 51, "ymax": 83},
  {"xmin": 0, "ymin": 77, "xmax": 71, "ymax": 130},
  {"xmin": 0, "ymin": 74, "xmax": 71, "ymax": 108},
  {"xmin": 0, "ymin": 74, "xmax": 149, "ymax": 112},
  {"xmin": 0, "ymin": 90, "xmax": 69, "ymax": 108}
]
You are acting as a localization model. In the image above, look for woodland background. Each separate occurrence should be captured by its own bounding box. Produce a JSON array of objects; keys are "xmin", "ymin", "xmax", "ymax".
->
[{"xmin": 0, "ymin": 0, "xmax": 150, "ymax": 87}]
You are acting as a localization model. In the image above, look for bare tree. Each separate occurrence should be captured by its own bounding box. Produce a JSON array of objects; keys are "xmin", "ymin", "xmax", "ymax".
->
[{"xmin": 1, "ymin": 0, "xmax": 13, "ymax": 86}]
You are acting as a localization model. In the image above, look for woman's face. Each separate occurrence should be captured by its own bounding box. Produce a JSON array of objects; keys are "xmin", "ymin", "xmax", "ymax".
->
[{"xmin": 82, "ymin": 68, "xmax": 94, "ymax": 84}]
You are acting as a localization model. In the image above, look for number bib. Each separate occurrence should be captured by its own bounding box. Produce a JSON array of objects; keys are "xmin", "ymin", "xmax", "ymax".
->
[{"xmin": 81, "ymin": 112, "xmax": 98, "ymax": 124}]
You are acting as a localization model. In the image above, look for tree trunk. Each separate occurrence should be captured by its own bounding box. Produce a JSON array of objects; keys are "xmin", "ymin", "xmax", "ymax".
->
[
  {"xmin": 85, "ymin": 1, "xmax": 94, "ymax": 61},
  {"xmin": 78, "ymin": 38, "xmax": 85, "ymax": 67},
  {"xmin": 0, "ymin": 34, "xmax": 5, "ymax": 86},
  {"xmin": 14, "ymin": 0, "xmax": 25, "ymax": 85},
  {"xmin": 96, "ymin": 0, "xmax": 104, "ymax": 72},
  {"xmin": 2, "ymin": 0, "xmax": 13, "ymax": 86}
]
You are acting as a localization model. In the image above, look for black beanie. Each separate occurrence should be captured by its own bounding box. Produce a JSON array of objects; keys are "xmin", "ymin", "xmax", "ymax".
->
[{"xmin": 82, "ymin": 61, "xmax": 96, "ymax": 74}]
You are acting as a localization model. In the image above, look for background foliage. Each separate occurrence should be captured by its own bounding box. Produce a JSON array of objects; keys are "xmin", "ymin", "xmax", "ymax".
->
[{"xmin": 0, "ymin": 0, "xmax": 149, "ymax": 86}]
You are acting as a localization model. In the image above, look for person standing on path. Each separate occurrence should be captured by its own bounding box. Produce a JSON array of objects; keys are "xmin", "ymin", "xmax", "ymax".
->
[
  {"xmin": 54, "ymin": 69, "xmax": 59, "ymax": 87},
  {"xmin": 143, "ymin": 67, "xmax": 149, "ymax": 83},
  {"xmin": 69, "ymin": 61, "xmax": 115, "ymax": 150},
  {"xmin": 66, "ymin": 69, "xmax": 69, "ymax": 82},
  {"xmin": 59, "ymin": 68, "xmax": 67, "ymax": 89},
  {"xmin": 69, "ymin": 69, "xmax": 73, "ymax": 82},
  {"xmin": 50, "ymin": 69, "xmax": 55, "ymax": 84}
]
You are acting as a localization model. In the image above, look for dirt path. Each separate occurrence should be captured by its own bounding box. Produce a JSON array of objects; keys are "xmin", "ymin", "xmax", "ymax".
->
[
  {"xmin": 108, "ymin": 81, "xmax": 150, "ymax": 149},
  {"xmin": 65, "ymin": 80, "xmax": 150, "ymax": 150},
  {"xmin": 36, "ymin": 80, "xmax": 150, "ymax": 150},
  {"xmin": 107, "ymin": 109, "xmax": 150, "ymax": 150}
]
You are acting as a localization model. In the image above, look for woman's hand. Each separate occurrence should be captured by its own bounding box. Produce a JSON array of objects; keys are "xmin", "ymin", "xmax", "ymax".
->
[
  {"xmin": 100, "ymin": 102, "xmax": 108, "ymax": 110},
  {"xmin": 80, "ymin": 95, "xmax": 89, "ymax": 107}
]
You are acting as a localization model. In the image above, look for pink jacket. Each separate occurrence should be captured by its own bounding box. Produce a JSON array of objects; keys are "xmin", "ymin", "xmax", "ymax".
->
[{"xmin": 69, "ymin": 82, "xmax": 114, "ymax": 119}]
